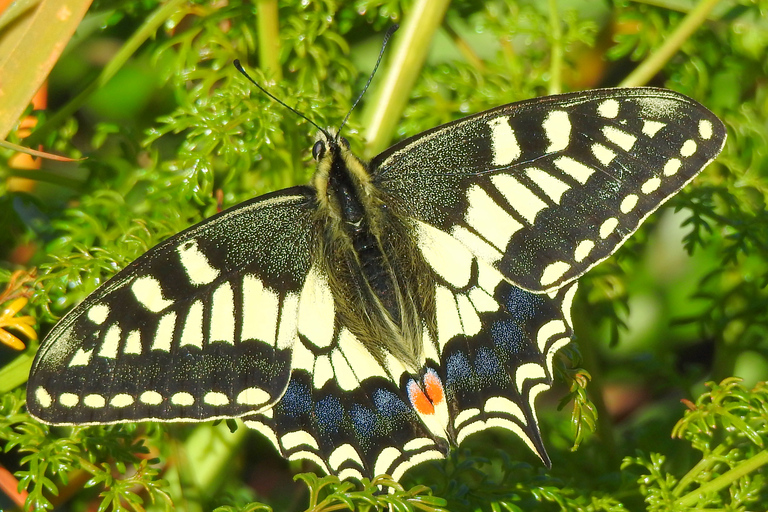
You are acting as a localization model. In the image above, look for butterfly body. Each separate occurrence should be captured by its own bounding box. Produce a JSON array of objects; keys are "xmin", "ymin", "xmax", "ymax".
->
[{"xmin": 29, "ymin": 87, "xmax": 725, "ymax": 481}]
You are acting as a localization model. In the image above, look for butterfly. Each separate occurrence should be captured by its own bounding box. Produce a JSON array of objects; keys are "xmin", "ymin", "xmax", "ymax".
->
[{"xmin": 27, "ymin": 77, "xmax": 725, "ymax": 481}]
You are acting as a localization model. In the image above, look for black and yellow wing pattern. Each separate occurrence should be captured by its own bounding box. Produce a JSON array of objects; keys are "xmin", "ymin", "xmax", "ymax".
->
[{"xmin": 28, "ymin": 87, "xmax": 725, "ymax": 481}]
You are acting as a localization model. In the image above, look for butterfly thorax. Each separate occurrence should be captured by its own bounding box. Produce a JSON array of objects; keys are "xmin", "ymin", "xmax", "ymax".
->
[{"xmin": 312, "ymin": 134, "xmax": 435, "ymax": 371}]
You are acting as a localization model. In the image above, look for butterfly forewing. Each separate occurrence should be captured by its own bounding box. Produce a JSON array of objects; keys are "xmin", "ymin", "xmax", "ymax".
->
[
  {"xmin": 373, "ymin": 88, "xmax": 726, "ymax": 292},
  {"xmin": 29, "ymin": 188, "xmax": 316, "ymax": 424}
]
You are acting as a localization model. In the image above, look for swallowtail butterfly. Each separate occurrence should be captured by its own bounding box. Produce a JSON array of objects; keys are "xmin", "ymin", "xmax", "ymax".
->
[{"xmin": 28, "ymin": 68, "xmax": 725, "ymax": 480}]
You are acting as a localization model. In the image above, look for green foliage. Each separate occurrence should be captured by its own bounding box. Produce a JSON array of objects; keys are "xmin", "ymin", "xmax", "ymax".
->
[
  {"xmin": 1, "ymin": 0, "xmax": 767, "ymax": 510},
  {"xmin": 623, "ymin": 379, "xmax": 768, "ymax": 511}
]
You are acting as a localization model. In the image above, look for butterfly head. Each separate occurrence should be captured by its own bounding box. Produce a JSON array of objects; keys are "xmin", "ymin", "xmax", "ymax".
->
[{"xmin": 312, "ymin": 130, "xmax": 373, "ymax": 218}]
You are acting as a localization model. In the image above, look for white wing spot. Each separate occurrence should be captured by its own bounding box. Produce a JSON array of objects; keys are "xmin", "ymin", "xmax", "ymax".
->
[
  {"xmin": 140, "ymin": 391, "xmax": 163, "ymax": 405},
  {"xmin": 664, "ymin": 158, "xmax": 682, "ymax": 176},
  {"xmin": 99, "ymin": 324, "xmax": 121, "ymax": 359},
  {"xmin": 87, "ymin": 304, "xmax": 109, "ymax": 324},
  {"xmin": 641, "ymin": 177, "xmax": 661, "ymax": 194},
  {"xmin": 591, "ymin": 143, "xmax": 616, "ymax": 166},
  {"xmin": 60, "ymin": 393, "xmax": 79, "ymax": 407},
  {"xmin": 468, "ymin": 286, "xmax": 498, "ymax": 313},
  {"xmin": 487, "ymin": 117, "xmax": 521, "ymax": 166},
  {"xmin": 515, "ymin": 362, "xmax": 547, "ymax": 392},
  {"xmin": 331, "ymin": 348, "xmax": 358, "ymax": 391},
  {"xmin": 465, "ymin": 185, "xmax": 523, "ymax": 252},
  {"xmin": 642, "ymin": 120, "xmax": 666, "ymax": 137},
  {"xmin": 599, "ymin": 217, "xmax": 619, "ymax": 239},
  {"xmin": 699, "ymin": 119, "xmax": 713, "ymax": 140},
  {"xmin": 597, "ymin": 99, "xmax": 619, "ymax": 118},
  {"xmin": 374, "ymin": 447, "xmax": 402, "ymax": 478},
  {"xmin": 313, "ymin": 354, "xmax": 334, "ymax": 389},
  {"xmin": 180, "ymin": 300, "xmax": 204, "ymax": 349},
  {"xmin": 276, "ymin": 293, "xmax": 299, "ymax": 350},
  {"xmin": 540, "ymin": 261, "xmax": 571, "ymax": 287},
  {"xmin": 620, "ymin": 194, "xmax": 639, "ymax": 214},
  {"xmin": 602, "ymin": 126, "xmax": 637, "ymax": 151},
  {"xmin": 236, "ymin": 387, "xmax": 270, "ymax": 406},
  {"xmin": 435, "ymin": 285, "xmax": 462, "ymax": 349},
  {"xmin": 210, "ymin": 282, "xmax": 235, "ymax": 344},
  {"xmin": 457, "ymin": 294, "xmax": 481, "ymax": 336},
  {"xmin": 281, "ymin": 430, "xmax": 319, "ymax": 450},
  {"xmin": 241, "ymin": 274, "xmax": 279, "ymax": 345},
  {"xmin": 111, "ymin": 394, "xmax": 134, "ymax": 407},
  {"xmin": 417, "ymin": 221, "xmax": 473, "ymax": 287},
  {"xmin": 124, "ymin": 329, "xmax": 142, "ymax": 354},
  {"xmin": 543, "ymin": 110, "xmax": 571, "ymax": 153},
  {"xmin": 177, "ymin": 239, "xmax": 220, "ymax": 285},
  {"xmin": 491, "ymin": 174, "xmax": 547, "ymax": 224},
  {"xmin": 152, "ymin": 311, "xmax": 176, "ymax": 352},
  {"xmin": 485, "ymin": 396, "xmax": 525, "ymax": 422},
  {"xmin": 680, "ymin": 139, "xmax": 697, "ymax": 157},
  {"xmin": 69, "ymin": 348, "xmax": 93, "ymax": 367},
  {"xmin": 526, "ymin": 167, "xmax": 571, "ymax": 203},
  {"xmin": 574, "ymin": 240, "xmax": 595, "ymax": 263},
  {"xmin": 536, "ymin": 319, "xmax": 567, "ymax": 351},
  {"xmin": 84, "ymin": 394, "xmax": 106, "ymax": 408},
  {"xmin": 450, "ymin": 225, "xmax": 503, "ymax": 265},
  {"xmin": 35, "ymin": 387, "xmax": 52, "ymax": 408},
  {"xmin": 337, "ymin": 328, "xmax": 387, "ymax": 379},
  {"xmin": 171, "ymin": 392, "xmax": 194, "ymax": 406},
  {"xmin": 554, "ymin": 156, "xmax": 595, "ymax": 185},
  {"xmin": 203, "ymin": 392, "xmax": 229, "ymax": 406},
  {"xmin": 328, "ymin": 443, "xmax": 365, "ymax": 471},
  {"xmin": 454, "ymin": 408, "xmax": 481, "ymax": 428},
  {"xmin": 244, "ymin": 419, "xmax": 279, "ymax": 451},
  {"xmin": 291, "ymin": 337, "xmax": 314, "ymax": 373},
  {"xmin": 131, "ymin": 276, "xmax": 173, "ymax": 313},
  {"xmin": 298, "ymin": 267, "xmax": 336, "ymax": 349},
  {"xmin": 403, "ymin": 438, "xmax": 435, "ymax": 451}
]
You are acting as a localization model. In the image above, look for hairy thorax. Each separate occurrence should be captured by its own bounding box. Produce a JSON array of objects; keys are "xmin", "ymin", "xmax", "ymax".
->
[{"xmin": 312, "ymin": 135, "xmax": 435, "ymax": 372}]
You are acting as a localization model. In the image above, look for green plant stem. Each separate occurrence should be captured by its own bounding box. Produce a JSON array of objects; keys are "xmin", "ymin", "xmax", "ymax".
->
[
  {"xmin": 362, "ymin": 0, "xmax": 450, "ymax": 157},
  {"xmin": 676, "ymin": 450, "xmax": 768, "ymax": 508},
  {"xmin": 443, "ymin": 21, "xmax": 484, "ymax": 71},
  {"xmin": 571, "ymin": 299, "xmax": 618, "ymax": 465},
  {"xmin": 0, "ymin": 353, "xmax": 33, "ymax": 393},
  {"xmin": 620, "ymin": 0, "xmax": 721, "ymax": 87},
  {"xmin": 0, "ymin": 0, "xmax": 41, "ymax": 32},
  {"xmin": 547, "ymin": 0, "xmax": 562, "ymax": 95},
  {"xmin": 673, "ymin": 443, "xmax": 726, "ymax": 495},
  {"xmin": 256, "ymin": 0, "xmax": 281, "ymax": 81},
  {"xmin": 24, "ymin": 0, "xmax": 188, "ymax": 147}
]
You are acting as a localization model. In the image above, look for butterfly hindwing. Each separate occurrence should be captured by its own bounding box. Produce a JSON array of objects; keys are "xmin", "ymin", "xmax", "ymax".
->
[
  {"xmin": 438, "ymin": 281, "xmax": 577, "ymax": 465},
  {"xmin": 373, "ymin": 88, "xmax": 726, "ymax": 292},
  {"xmin": 414, "ymin": 220, "xmax": 576, "ymax": 465},
  {"xmin": 243, "ymin": 275, "xmax": 450, "ymax": 480},
  {"xmin": 28, "ymin": 188, "xmax": 316, "ymax": 424}
]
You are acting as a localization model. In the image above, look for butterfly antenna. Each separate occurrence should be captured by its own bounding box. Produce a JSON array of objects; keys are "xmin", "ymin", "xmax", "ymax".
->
[
  {"xmin": 233, "ymin": 59, "xmax": 332, "ymax": 140},
  {"xmin": 336, "ymin": 24, "xmax": 399, "ymax": 140}
]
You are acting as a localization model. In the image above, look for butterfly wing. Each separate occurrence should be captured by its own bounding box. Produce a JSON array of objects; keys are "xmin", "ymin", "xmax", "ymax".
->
[
  {"xmin": 413, "ymin": 220, "xmax": 576, "ymax": 465},
  {"xmin": 243, "ymin": 360, "xmax": 448, "ymax": 481},
  {"xmin": 372, "ymin": 87, "xmax": 726, "ymax": 292},
  {"xmin": 28, "ymin": 188, "xmax": 316, "ymax": 424}
]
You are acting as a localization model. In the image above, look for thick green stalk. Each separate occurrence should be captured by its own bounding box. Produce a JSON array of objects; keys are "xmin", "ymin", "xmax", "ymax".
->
[{"xmin": 620, "ymin": 0, "xmax": 721, "ymax": 87}]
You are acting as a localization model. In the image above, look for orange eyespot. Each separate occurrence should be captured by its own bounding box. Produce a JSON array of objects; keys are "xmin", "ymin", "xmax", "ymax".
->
[
  {"xmin": 407, "ymin": 380, "xmax": 435, "ymax": 415},
  {"xmin": 406, "ymin": 370, "xmax": 445, "ymax": 415},
  {"xmin": 423, "ymin": 369, "xmax": 444, "ymax": 405}
]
